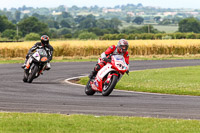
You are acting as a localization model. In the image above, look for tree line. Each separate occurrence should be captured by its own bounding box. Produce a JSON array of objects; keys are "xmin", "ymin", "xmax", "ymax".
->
[{"xmin": 0, "ymin": 11, "xmax": 200, "ymax": 40}]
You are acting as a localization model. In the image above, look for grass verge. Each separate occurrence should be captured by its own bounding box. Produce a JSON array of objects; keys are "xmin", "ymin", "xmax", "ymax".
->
[
  {"xmin": 78, "ymin": 66, "xmax": 200, "ymax": 96},
  {"xmin": 0, "ymin": 112, "xmax": 199, "ymax": 133}
]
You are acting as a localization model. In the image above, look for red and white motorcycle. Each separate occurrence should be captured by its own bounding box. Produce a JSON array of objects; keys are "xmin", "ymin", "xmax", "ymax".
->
[{"xmin": 85, "ymin": 55, "xmax": 129, "ymax": 96}]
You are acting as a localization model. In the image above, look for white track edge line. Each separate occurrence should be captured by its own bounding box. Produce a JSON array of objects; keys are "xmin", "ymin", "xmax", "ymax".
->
[{"xmin": 64, "ymin": 75, "xmax": 198, "ymax": 97}]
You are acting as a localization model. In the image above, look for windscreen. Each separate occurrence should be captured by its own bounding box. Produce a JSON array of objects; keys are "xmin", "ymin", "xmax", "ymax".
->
[
  {"xmin": 113, "ymin": 55, "xmax": 125, "ymax": 63},
  {"xmin": 37, "ymin": 49, "xmax": 47, "ymax": 56}
]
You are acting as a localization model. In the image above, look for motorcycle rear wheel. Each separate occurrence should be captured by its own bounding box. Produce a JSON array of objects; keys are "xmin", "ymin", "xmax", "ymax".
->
[
  {"xmin": 102, "ymin": 75, "xmax": 118, "ymax": 96},
  {"xmin": 27, "ymin": 65, "xmax": 39, "ymax": 83},
  {"xmin": 85, "ymin": 79, "xmax": 95, "ymax": 95}
]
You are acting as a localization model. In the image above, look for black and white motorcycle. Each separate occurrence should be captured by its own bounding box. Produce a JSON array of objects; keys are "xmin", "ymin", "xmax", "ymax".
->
[{"xmin": 23, "ymin": 48, "xmax": 50, "ymax": 83}]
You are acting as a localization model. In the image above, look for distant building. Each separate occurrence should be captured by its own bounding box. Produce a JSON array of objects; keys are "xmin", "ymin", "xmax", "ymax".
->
[
  {"xmin": 163, "ymin": 12, "xmax": 177, "ymax": 16},
  {"xmin": 156, "ymin": 13, "xmax": 162, "ymax": 16},
  {"xmin": 52, "ymin": 11, "xmax": 62, "ymax": 15},
  {"xmin": 127, "ymin": 12, "xmax": 135, "ymax": 16},
  {"xmin": 103, "ymin": 8, "xmax": 122, "ymax": 13},
  {"xmin": 22, "ymin": 10, "xmax": 30, "ymax": 14},
  {"xmin": 136, "ymin": 12, "xmax": 145, "ymax": 16},
  {"xmin": 186, "ymin": 12, "xmax": 199, "ymax": 15}
]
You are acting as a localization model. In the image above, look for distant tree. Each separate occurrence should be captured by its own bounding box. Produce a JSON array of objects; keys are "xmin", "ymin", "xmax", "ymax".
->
[
  {"xmin": 125, "ymin": 15, "xmax": 132, "ymax": 23},
  {"xmin": 88, "ymin": 27, "xmax": 109, "ymax": 36},
  {"xmin": 18, "ymin": 16, "xmax": 49, "ymax": 36},
  {"xmin": 57, "ymin": 5, "xmax": 66, "ymax": 12},
  {"xmin": 154, "ymin": 16, "xmax": 161, "ymax": 22},
  {"xmin": 1, "ymin": 29, "xmax": 20, "ymax": 39},
  {"xmin": 14, "ymin": 11, "xmax": 21, "ymax": 22},
  {"xmin": 75, "ymin": 15, "xmax": 86, "ymax": 23},
  {"xmin": 96, "ymin": 18, "xmax": 110, "ymax": 29},
  {"xmin": 172, "ymin": 17, "xmax": 182, "ymax": 24},
  {"xmin": 58, "ymin": 28, "xmax": 72, "ymax": 35},
  {"xmin": 11, "ymin": 19, "xmax": 17, "ymax": 24},
  {"xmin": 47, "ymin": 20, "xmax": 59, "ymax": 29},
  {"xmin": 61, "ymin": 12, "xmax": 73, "ymax": 18},
  {"xmin": 78, "ymin": 32, "xmax": 97, "ymax": 40},
  {"xmin": 0, "ymin": 15, "xmax": 15, "ymax": 32},
  {"xmin": 159, "ymin": 19, "xmax": 171, "ymax": 25},
  {"xmin": 178, "ymin": 17, "xmax": 200, "ymax": 33},
  {"xmin": 109, "ymin": 18, "xmax": 122, "ymax": 29},
  {"xmin": 32, "ymin": 13, "xmax": 48, "ymax": 21},
  {"xmin": 24, "ymin": 33, "xmax": 40, "ymax": 41},
  {"xmin": 22, "ymin": 14, "xmax": 29, "ymax": 20},
  {"xmin": 79, "ymin": 17, "xmax": 96, "ymax": 29},
  {"xmin": 137, "ymin": 3, "xmax": 143, "ymax": 8},
  {"xmin": 121, "ymin": 26, "xmax": 139, "ymax": 34},
  {"xmin": 133, "ymin": 16, "xmax": 144, "ymax": 25},
  {"xmin": 106, "ymin": 28, "xmax": 119, "ymax": 34},
  {"xmin": 60, "ymin": 20, "xmax": 71, "ymax": 28},
  {"xmin": 49, "ymin": 28, "xmax": 59, "ymax": 38},
  {"xmin": 5, "ymin": 11, "xmax": 13, "ymax": 20},
  {"xmin": 140, "ymin": 25, "xmax": 161, "ymax": 33},
  {"xmin": 86, "ymin": 14, "xmax": 96, "ymax": 20},
  {"xmin": 71, "ymin": 5, "xmax": 79, "ymax": 11},
  {"xmin": 121, "ymin": 25, "xmax": 162, "ymax": 34},
  {"xmin": 90, "ymin": 5, "xmax": 100, "ymax": 12},
  {"xmin": 63, "ymin": 34, "xmax": 72, "ymax": 39}
]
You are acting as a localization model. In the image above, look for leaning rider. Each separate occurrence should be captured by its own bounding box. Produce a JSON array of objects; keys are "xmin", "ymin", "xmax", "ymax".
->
[
  {"xmin": 89, "ymin": 39, "xmax": 129, "ymax": 79},
  {"xmin": 22, "ymin": 35, "xmax": 54, "ymax": 70}
]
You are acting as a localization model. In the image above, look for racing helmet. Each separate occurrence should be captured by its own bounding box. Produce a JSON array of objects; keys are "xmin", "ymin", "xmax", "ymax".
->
[
  {"xmin": 117, "ymin": 39, "xmax": 129, "ymax": 54},
  {"xmin": 41, "ymin": 35, "xmax": 49, "ymax": 46}
]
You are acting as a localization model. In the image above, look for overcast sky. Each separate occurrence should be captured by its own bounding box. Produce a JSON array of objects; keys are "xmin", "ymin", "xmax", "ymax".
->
[{"xmin": 1, "ymin": 0, "xmax": 199, "ymax": 9}]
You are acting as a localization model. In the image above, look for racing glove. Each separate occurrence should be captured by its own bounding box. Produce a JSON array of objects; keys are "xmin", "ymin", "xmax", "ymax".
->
[
  {"xmin": 126, "ymin": 70, "xmax": 129, "ymax": 74},
  {"xmin": 103, "ymin": 57, "xmax": 111, "ymax": 63}
]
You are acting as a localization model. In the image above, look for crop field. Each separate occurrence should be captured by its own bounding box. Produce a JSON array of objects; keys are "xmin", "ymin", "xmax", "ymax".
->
[{"xmin": 0, "ymin": 39, "xmax": 200, "ymax": 58}]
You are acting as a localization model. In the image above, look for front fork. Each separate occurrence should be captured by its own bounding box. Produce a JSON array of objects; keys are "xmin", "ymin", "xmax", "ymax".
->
[
  {"xmin": 29, "ymin": 63, "xmax": 44, "ymax": 78},
  {"xmin": 37, "ymin": 64, "xmax": 47, "ymax": 76},
  {"xmin": 104, "ymin": 73, "xmax": 119, "ymax": 85}
]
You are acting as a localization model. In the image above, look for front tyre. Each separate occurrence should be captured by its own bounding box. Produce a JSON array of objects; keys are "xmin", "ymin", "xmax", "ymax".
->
[
  {"xmin": 102, "ymin": 75, "xmax": 118, "ymax": 96},
  {"xmin": 27, "ymin": 65, "xmax": 39, "ymax": 83},
  {"xmin": 85, "ymin": 79, "xmax": 95, "ymax": 95},
  {"xmin": 23, "ymin": 70, "xmax": 28, "ymax": 82}
]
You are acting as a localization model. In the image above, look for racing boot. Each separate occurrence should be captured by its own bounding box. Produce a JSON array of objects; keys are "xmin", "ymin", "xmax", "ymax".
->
[
  {"xmin": 45, "ymin": 62, "xmax": 51, "ymax": 71},
  {"xmin": 21, "ymin": 59, "xmax": 27, "ymax": 69},
  {"xmin": 88, "ymin": 70, "xmax": 97, "ymax": 79}
]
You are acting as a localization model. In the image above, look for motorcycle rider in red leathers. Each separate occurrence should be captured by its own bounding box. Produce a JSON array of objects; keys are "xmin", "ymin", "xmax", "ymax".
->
[
  {"xmin": 89, "ymin": 39, "xmax": 129, "ymax": 79},
  {"xmin": 22, "ymin": 35, "xmax": 53, "ymax": 70}
]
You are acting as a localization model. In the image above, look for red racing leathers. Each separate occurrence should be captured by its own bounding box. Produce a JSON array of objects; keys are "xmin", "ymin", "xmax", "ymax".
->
[{"xmin": 94, "ymin": 45, "xmax": 129, "ymax": 72}]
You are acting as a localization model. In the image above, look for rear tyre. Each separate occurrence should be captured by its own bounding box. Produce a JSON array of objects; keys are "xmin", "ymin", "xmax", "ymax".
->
[
  {"xmin": 27, "ymin": 65, "xmax": 39, "ymax": 83},
  {"xmin": 85, "ymin": 79, "xmax": 95, "ymax": 95},
  {"xmin": 102, "ymin": 75, "xmax": 118, "ymax": 96}
]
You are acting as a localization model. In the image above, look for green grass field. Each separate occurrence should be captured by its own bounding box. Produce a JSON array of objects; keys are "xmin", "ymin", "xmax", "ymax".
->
[
  {"xmin": 79, "ymin": 66, "xmax": 200, "ymax": 96},
  {"xmin": 0, "ymin": 112, "xmax": 199, "ymax": 133}
]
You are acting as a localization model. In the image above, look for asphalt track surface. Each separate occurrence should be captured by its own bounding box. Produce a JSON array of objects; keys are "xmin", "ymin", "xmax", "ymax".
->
[{"xmin": 1, "ymin": 59, "xmax": 200, "ymax": 120}]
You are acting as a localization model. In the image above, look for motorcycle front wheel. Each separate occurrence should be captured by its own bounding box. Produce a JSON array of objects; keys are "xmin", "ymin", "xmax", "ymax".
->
[
  {"xmin": 85, "ymin": 79, "xmax": 95, "ymax": 95},
  {"xmin": 102, "ymin": 75, "xmax": 118, "ymax": 96},
  {"xmin": 27, "ymin": 65, "xmax": 39, "ymax": 83},
  {"xmin": 23, "ymin": 70, "xmax": 28, "ymax": 82}
]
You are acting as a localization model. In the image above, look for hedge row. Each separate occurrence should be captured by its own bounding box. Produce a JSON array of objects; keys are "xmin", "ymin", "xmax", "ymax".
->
[{"xmin": 100, "ymin": 33, "xmax": 200, "ymax": 40}]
